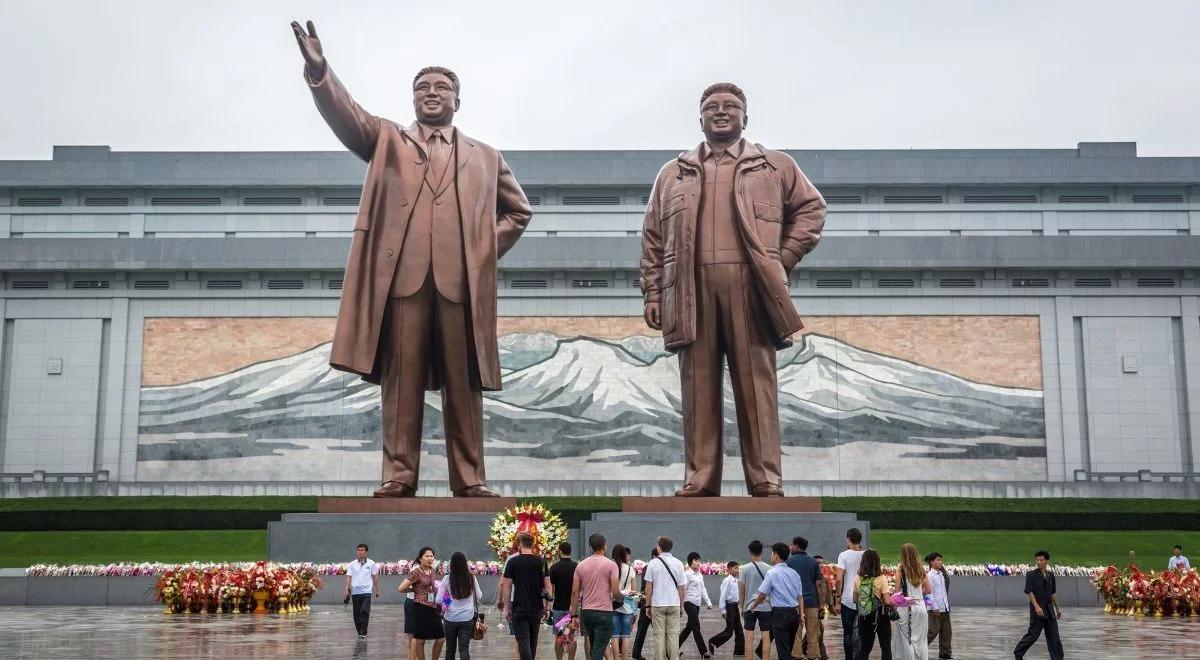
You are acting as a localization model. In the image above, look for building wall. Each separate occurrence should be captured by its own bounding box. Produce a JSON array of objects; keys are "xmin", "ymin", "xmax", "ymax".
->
[{"xmin": 0, "ymin": 143, "xmax": 1198, "ymax": 495}]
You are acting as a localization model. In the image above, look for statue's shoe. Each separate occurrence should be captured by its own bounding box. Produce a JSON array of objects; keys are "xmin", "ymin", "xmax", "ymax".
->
[
  {"xmin": 749, "ymin": 483, "xmax": 784, "ymax": 497},
  {"xmin": 373, "ymin": 481, "xmax": 417, "ymax": 498},
  {"xmin": 454, "ymin": 484, "xmax": 501, "ymax": 498},
  {"xmin": 674, "ymin": 483, "xmax": 719, "ymax": 497}
]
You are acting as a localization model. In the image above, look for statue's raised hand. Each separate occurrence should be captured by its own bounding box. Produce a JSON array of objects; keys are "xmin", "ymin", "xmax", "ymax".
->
[{"xmin": 290, "ymin": 20, "xmax": 326, "ymax": 77}]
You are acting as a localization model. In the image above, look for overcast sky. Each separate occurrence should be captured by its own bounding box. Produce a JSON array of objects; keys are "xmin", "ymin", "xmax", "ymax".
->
[{"xmin": 2, "ymin": 0, "xmax": 1198, "ymax": 159}]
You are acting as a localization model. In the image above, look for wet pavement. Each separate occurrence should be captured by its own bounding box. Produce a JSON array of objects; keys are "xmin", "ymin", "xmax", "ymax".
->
[{"xmin": 0, "ymin": 604, "xmax": 1197, "ymax": 659}]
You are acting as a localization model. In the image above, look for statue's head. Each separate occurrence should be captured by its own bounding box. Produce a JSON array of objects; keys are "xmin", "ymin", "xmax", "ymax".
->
[
  {"xmin": 412, "ymin": 66, "xmax": 461, "ymax": 127},
  {"xmin": 699, "ymin": 82, "xmax": 747, "ymax": 143}
]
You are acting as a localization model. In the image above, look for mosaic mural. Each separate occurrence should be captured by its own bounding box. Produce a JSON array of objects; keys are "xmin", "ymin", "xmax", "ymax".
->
[{"xmin": 136, "ymin": 316, "xmax": 1046, "ymax": 482}]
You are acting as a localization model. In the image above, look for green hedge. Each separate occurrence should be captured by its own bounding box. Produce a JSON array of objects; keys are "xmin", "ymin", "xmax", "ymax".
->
[
  {"xmin": 823, "ymin": 497, "xmax": 1200, "ymax": 530},
  {"xmin": 0, "ymin": 497, "xmax": 317, "ymax": 531},
  {"xmin": 2, "ymin": 496, "xmax": 1197, "ymax": 531}
]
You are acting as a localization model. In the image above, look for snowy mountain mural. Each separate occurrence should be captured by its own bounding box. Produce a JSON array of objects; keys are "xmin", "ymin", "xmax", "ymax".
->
[{"xmin": 136, "ymin": 331, "xmax": 1046, "ymax": 481}]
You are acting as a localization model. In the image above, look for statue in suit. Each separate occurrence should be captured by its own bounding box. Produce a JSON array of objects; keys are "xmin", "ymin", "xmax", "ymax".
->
[
  {"xmin": 291, "ymin": 20, "xmax": 532, "ymax": 497},
  {"xmin": 640, "ymin": 83, "xmax": 827, "ymax": 497}
]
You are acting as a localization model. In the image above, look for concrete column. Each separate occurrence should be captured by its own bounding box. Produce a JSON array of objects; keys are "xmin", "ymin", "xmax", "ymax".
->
[
  {"xmin": 1181, "ymin": 296, "xmax": 1200, "ymax": 471},
  {"xmin": 1054, "ymin": 296, "xmax": 1087, "ymax": 477},
  {"xmin": 98, "ymin": 298, "xmax": 130, "ymax": 477}
]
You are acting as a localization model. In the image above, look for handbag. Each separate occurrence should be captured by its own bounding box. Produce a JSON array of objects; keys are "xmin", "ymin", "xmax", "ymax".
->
[
  {"xmin": 471, "ymin": 581, "xmax": 487, "ymax": 640},
  {"xmin": 614, "ymin": 564, "xmax": 637, "ymax": 611},
  {"xmin": 882, "ymin": 568, "xmax": 901, "ymax": 622}
]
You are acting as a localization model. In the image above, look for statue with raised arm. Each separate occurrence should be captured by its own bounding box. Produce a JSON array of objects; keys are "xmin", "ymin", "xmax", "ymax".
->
[
  {"xmin": 640, "ymin": 83, "xmax": 827, "ymax": 497},
  {"xmin": 290, "ymin": 20, "xmax": 532, "ymax": 497}
]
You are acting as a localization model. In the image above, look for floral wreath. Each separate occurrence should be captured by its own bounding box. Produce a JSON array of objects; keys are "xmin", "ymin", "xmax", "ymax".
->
[{"xmin": 487, "ymin": 502, "xmax": 568, "ymax": 562}]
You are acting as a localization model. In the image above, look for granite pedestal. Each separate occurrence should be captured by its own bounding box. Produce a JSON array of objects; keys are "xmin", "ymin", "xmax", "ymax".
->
[{"xmin": 581, "ymin": 510, "xmax": 868, "ymax": 560}]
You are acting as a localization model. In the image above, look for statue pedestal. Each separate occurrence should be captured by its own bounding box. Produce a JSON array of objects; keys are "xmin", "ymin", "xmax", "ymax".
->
[
  {"xmin": 585, "ymin": 498, "xmax": 867, "ymax": 561},
  {"xmin": 317, "ymin": 497, "xmax": 517, "ymax": 513},
  {"xmin": 267, "ymin": 497, "xmax": 516, "ymax": 562},
  {"xmin": 267, "ymin": 496, "xmax": 868, "ymax": 564}
]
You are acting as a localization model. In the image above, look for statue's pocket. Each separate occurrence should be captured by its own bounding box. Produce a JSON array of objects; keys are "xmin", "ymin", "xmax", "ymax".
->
[{"xmin": 753, "ymin": 200, "xmax": 782, "ymax": 247}]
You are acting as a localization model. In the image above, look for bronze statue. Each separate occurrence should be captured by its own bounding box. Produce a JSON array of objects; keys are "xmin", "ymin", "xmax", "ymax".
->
[
  {"xmin": 291, "ymin": 20, "xmax": 532, "ymax": 497},
  {"xmin": 640, "ymin": 83, "xmax": 827, "ymax": 497}
]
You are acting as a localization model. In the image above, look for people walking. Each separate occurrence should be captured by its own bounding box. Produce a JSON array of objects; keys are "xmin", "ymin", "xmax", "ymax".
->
[
  {"xmin": 437, "ymin": 552, "xmax": 484, "ymax": 659},
  {"xmin": 811, "ymin": 555, "xmax": 832, "ymax": 660},
  {"xmin": 786, "ymin": 536, "xmax": 822, "ymax": 660},
  {"xmin": 748, "ymin": 542, "xmax": 804, "ymax": 660},
  {"xmin": 631, "ymin": 548, "xmax": 658, "ymax": 660},
  {"xmin": 550, "ymin": 542, "xmax": 580, "ymax": 660},
  {"xmin": 572, "ymin": 534, "xmax": 622, "ymax": 660},
  {"xmin": 741, "ymin": 540, "xmax": 775, "ymax": 660},
  {"xmin": 707, "ymin": 561, "xmax": 745, "ymax": 656},
  {"xmin": 892, "ymin": 544, "xmax": 930, "ymax": 660},
  {"xmin": 678, "ymin": 552, "xmax": 713, "ymax": 658},
  {"xmin": 344, "ymin": 543, "xmax": 380, "ymax": 638},
  {"xmin": 851, "ymin": 549, "xmax": 891, "ymax": 660},
  {"xmin": 500, "ymin": 532, "xmax": 553, "ymax": 660},
  {"xmin": 833, "ymin": 529, "xmax": 865, "ymax": 660},
  {"xmin": 643, "ymin": 536, "xmax": 686, "ymax": 660},
  {"xmin": 398, "ymin": 547, "xmax": 445, "ymax": 660},
  {"xmin": 1013, "ymin": 550, "xmax": 1065, "ymax": 660},
  {"xmin": 610, "ymin": 544, "xmax": 638, "ymax": 660},
  {"xmin": 924, "ymin": 552, "xmax": 952, "ymax": 660}
]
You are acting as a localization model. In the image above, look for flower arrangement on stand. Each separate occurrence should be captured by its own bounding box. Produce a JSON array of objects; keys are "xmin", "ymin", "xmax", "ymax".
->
[
  {"xmin": 487, "ymin": 502, "xmax": 568, "ymax": 562},
  {"xmin": 147, "ymin": 563, "xmax": 319, "ymax": 616},
  {"xmin": 1092, "ymin": 553, "xmax": 1200, "ymax": 617}
]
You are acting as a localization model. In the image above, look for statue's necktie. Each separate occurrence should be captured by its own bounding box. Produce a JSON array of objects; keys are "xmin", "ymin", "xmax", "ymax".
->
[{"xmin": 428, "ymin": 130, "xmax": 450, "ymax": 190}]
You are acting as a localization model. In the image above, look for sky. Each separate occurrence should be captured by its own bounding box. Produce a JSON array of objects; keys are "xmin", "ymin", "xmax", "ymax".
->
[{"xmin": 1, "ymin": 0, "xmax": 1198, "ymax": 159}]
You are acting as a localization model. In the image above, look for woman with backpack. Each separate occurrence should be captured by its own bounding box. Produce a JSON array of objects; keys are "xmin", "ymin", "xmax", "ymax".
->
[
  {"xmin": 852, "ymin": 549, "xmax": 893, "ymax": 660},
  {"xmin": 892, "ymin": 543, "xmax": 931, "ymax": 660}
]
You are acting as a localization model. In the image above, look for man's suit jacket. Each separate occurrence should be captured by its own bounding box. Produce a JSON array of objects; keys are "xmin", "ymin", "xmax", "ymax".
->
[{"xmin": 306, "ymin": 64, "xmax": 532, "ymax": 390}]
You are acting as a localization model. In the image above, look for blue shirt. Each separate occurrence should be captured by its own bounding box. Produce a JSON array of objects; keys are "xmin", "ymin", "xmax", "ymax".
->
[
  {"xmin": 757, "ymin": 562, "xmax": 803, "ymax": 608},
  {"xmin": 786, "ymin": 552, "xmax": 821, "ymax": 607}
]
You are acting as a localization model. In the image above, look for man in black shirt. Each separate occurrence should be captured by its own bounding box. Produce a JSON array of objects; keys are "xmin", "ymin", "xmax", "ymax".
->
[
  {"xmin": 502, "ymin": 532, "xmax": 553, "ymax": 660},
  {"xmin": 1014, "ymin": 550, "xmax": 1064, "ymax": 660},
  {"xmin": 549, "ymin": 541, "xmax": 579, "ymax": 660}
]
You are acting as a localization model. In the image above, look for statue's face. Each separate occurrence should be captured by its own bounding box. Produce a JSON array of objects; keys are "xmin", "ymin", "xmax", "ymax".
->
[
  {"xmin": 412, "ymin": 72, "xmax": 459, "ymax": 126},
  {"xmin": 700, "ymin": 92, "xmax": 746, "ymax": 143}
]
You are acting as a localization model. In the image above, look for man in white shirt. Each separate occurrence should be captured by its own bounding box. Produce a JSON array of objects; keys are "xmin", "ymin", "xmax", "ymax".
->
[
  {"xmin": 678, "ymin": 552, "xmax": 713, "ymax": 658},
  {"xmin": 832, "ymin": 528, "xmax": 864, "ymax": 660},
  {"xmin": 643, "ymin": 536, "xmax": 687, "ymax": 660},
  {"xmin": 344, "ymin": 543, "xmax": 381, "ymax": 638},
  {"xmin": 1169, "ymin": 545, "xmax": 1191, "ymax": 570},
  {"xmin": 925, "ymin": 551, "xmax": 952, "ymax": 660},
  {"xmin": 708, "ymin": 562, "xmax": 744, "ymax": 656}
]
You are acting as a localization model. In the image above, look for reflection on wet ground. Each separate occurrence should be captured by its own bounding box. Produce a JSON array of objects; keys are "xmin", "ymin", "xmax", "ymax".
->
[{"xmin": 0, "ymin": 605, "xmax": 1197, "ymax": 659}]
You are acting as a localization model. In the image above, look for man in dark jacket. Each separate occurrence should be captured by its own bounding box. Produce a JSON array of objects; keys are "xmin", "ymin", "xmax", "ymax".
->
[{"xmin": 640, "ymin": 82, "xmax": 826, "ymax": 497}]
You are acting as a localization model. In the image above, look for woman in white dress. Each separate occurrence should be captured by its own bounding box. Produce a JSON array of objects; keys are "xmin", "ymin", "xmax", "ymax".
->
[{"xmin": 893, "ymin": 543, "xmax": 931, "ymax": 660}]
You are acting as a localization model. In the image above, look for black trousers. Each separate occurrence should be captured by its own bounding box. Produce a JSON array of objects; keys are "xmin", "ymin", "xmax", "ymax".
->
[
  {"xmin": 443, "ymin": 619, "xmax": 474, "ymax": 659},
  {"xmin": 511, "ymin": 611, "xmax": 542, "ymax": 660},
  {"xmin": 770, "ymin": 607, "xmax": 798, "ymax": 660},
  {"xmin": 678, "ymin": 601, "xmax": 707, "ymax": 655},
  {"xmin": 853, "ymin": 612, "xmax": 891, "ymax": 660},
  {"xmin": 632, "ymin": 606, "xmax": 651, "ymax": 657},
  {"xmin": 1014, "ymin": 610, "xmax": 1064, "ymax": 660},
  {"xmin": 351, "ymin": 594, "xmax": 372, "ymax": 635},
  {"xmin": 709, "ymin": 602, "xmax": 745, "ymax": 654},
  {"xmin": 840, "ymin": 607, "xmax": 857, "ymax": 659}
]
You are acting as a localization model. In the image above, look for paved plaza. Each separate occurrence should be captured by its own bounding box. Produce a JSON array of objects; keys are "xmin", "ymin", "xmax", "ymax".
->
[{"xmin": 0, "ymin": 604, "xmax": 1197, "ymax": 659}]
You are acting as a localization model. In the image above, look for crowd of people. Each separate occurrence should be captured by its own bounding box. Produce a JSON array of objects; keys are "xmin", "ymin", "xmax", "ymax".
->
[{"xmin": 342, "ymin": 529, "xmax": 1070, "ymax": 660}]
